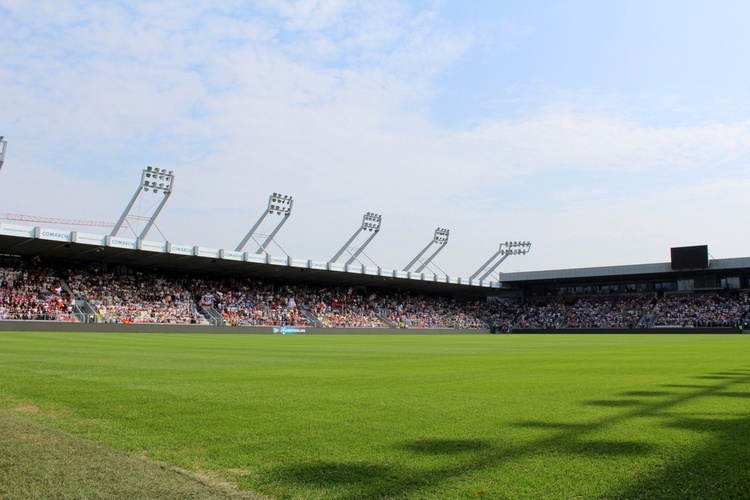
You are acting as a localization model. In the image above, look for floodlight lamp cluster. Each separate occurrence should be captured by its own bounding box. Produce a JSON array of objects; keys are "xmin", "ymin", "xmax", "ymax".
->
[
  {"xmin": 142, "ymin": 166, "xmax": 174, "ymax": 195},
  {"xmin": 268, "ymin": 193, "xmax": 293, "ymax": 215},
  {"xmin": 361, "ymin": 212, "xmax": 382, "ymax": 232},
  {"xmin": 500, "ymin": 241, "xmax": 532, "ymax": 255},
  {"xmin": 433, "ymin": 227, "xmax": 450, "ymax": 245},
  {"xmin": 145, "ymin": 165, "xmax": 173, "ymax": 179}
]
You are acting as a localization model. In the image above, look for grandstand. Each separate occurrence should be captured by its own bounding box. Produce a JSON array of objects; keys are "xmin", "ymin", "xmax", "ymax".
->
[
  {"xmin": 1, "ymin": 162, "xmax": 749, "ymax": 333},
  {"xmin": 2, "ymin": 221, "xmax": 749, "ymax": 333}
]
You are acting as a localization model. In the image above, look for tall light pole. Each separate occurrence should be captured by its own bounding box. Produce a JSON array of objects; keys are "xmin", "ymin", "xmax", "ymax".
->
[
  {"xmin": 403, "ymin": 227, "xmax": 449, "ymax": 273},
  {"xmin": 331, "ymin": 212, "xmax": 382, "ymax": 266},
  {"xmin": 470, "ymin": 241, "xmax": 532, "ymax": 282},
  {"xmin": 111, "ymin": 166, "xmax": 175, "ymax": 240},
  {"xmin": 236, "ymin": 193, "xmax": 294, "ymax": 254},
  {"xmin": 0, "ymin": 136, "xmax": 7, "ymax": 171}
]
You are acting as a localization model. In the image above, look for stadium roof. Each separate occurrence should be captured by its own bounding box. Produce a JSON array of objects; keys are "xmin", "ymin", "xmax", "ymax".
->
[
  {"xmin": 499, "ymin": 257, "xmax": 750, "ymax": 286},
  {"xmin": 6, "ymin": 222, "xmax": 749, "ymax": 295},
  {"xmin": 0, "ymin": 223, "xmax": 500, "ymax": 295}
]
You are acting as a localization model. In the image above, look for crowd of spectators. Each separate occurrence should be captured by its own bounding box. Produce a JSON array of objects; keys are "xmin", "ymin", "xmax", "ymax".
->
[
  {"xmin": 2, "ymin": 261, "xmax": 749, "ymax": 330},
  {"xmin": 0, "ymin": 265, "xmax": 75, "ymax": 321},
  {"xmin": 525, "ymin": 295, "xmax": 654, "ymax": 329},
  {"xmin": 306, "ymin": 289, "xmax": 389, "ymax": 328},
  {"xmin": 652, "ymin": 293, "xmax": 750, "ymax": 328},
  {"xmin": 65, "ymin": 269, "xmax": 208, "ymax": 324},
  {"xmin": 563, "ymin": 295, "xmax": 653, "ymax": 328},
  {"xmin": 514, "ymin": 299, "xmax": 569, "ymax": 329},
  {"xmin": 196, "ymin": 279, "xmax": 311, "ymax": 327},
  {"xmin": 378, "ymin": 293, "xmax": 491, "ymax": 328}
]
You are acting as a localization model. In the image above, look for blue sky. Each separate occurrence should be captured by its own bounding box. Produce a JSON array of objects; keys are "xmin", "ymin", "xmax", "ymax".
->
[
  {"xmin": 1, "ymin": 0, "xmax": 750, "ymax": 278},
  {"xmin": 434, "ymin": 1, "xmax": 750, "ymax": 127}
]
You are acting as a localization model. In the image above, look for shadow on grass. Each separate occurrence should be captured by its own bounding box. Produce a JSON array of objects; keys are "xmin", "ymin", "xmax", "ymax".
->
[
  {"xmin": 402, "ymin": 438, "xmax": 491, "ymax": 454},
  {"xmin": 615, "ymin": 414, "xmax": 750, "ymax": 498},
  {"xmin": 713, "ymin": 391, "xmax": 750, "ymax": 398},
  {"xmin": 608, "ymin": 367, "xmax": 750, "ymax": 498},
  {"xmin": 514, "ymin": 421, "xmax": 589, "ymax": 430},
  {"xmin": 585, "ymin": 399, "xmax": 645, "ymax": 407},
  {"xmin": 272, "ymin": 461, "xmax": 392, "ymax": 486},
  {"xmin": 269, "ymin": 439, "xmax": 496, "ymax": 499},
  {"xmin": 512, "ymin": 420, "xmax": 655, "ymax": 457},
  {"xmin": 265, "ymin": 366, "xmax": 750, "ymax": 499},
  {"xmin": 561, "ymin": 440, "xmax": 653, "ymax": 457},
  {"xmin": 268, "ymin": 461, "xmax": 403, "ymax": 500},
  {"xmin": 270, "ymin": 436, "xmax": 654, "ymax": 498},
  {"xmin": 620, "ymin": 390, "xmax": 672, "ymax": 397}
]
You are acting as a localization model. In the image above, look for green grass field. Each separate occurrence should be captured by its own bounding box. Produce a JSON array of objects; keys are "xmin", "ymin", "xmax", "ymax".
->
[{"xmin": 1, "ymin": 331, "xmax": 749, "ymax": 499}]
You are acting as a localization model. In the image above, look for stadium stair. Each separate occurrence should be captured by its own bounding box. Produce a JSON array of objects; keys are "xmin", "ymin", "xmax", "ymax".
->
[
  {"xmin": 298, "ymin": 309, "xmax": 321, "ymax": 328},
  {"xmin": 201, "ymin": 305, "xmax": 225, "ymax": 326}
]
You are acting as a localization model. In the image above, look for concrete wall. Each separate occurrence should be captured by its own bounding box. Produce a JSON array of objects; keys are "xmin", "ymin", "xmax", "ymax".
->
[
  {"xmin": 511, "ymin": 328, "xmax": 743, "ymax": 334},
  {"xmin": 1, "ymin": 321, "xmax": 744, "ymax": 335},
  {"xmin": 0, "ymin": 320, "xmax": 478, "ymax": 335}
]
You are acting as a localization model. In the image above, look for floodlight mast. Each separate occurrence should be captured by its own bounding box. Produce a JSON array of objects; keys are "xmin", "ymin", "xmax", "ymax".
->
[
  {"xmin": 110, "ymin": 166, "xmax": 175, "ymax": 240},
  {"xmin": 415, "ymin": 229, "xmax": 449, "ymax": 273},
  {"xmin": 330, "ymin": 212, "xmax": 382, "ymax": 266},
  {"xmin": 235, "ymin": 193, "xmax": 293, "ymax": 254},
  {"xmin": 403, "ymin": 227, "xmax": 450, "ymax": 273},
  {"xmin": 470, "ymin": 241, "xmax": 532, "ymax": 281},
  {"xmin": 0, "ymin": 136, "xmax": 7, "ymax": 171}
]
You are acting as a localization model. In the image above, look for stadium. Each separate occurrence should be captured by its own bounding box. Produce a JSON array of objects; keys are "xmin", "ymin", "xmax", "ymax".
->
[
  {"xmin": 3, "ymin": 3, "xmax": 750, "ymax": 497},
  {"xmin": 2, "ymin": 213, "xmax": 750, "ymax": 334},
  {"xmin": 1, "ymin": 153, "xmax": 749, "ymax": 335},
  {"xmin": 1, "ymin": 165, "xmax": 748, "ymax": 334},
  {"xmin": 2, "ymin": 140, "xmax": 750, "ymax": 498}
]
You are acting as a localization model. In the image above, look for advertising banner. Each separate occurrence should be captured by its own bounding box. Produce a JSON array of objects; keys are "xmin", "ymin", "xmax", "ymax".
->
[{"xmin": 272, "ymin": 326, "xmax": 307, "ymax": 334}]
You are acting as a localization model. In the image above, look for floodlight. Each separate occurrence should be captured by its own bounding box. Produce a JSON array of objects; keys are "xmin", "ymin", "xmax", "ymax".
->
[
  {"xmin": 403, "ymin": 227, "xmax": 450, "ymax": 273},
  {"xmin": 235, "ymin": 192, "xmax": 295, "ymax": 254},
  {"xmin": 265, "ymin": 192, "xmax": 293, "ymax": 216},
  {"xmin": 111, "ymin": 166, "xmax": 176, "ymax": 240},
  {"xmin": 330, "ymin": 211, "xmax": 384, "ymax": 266},
  {"xmin": 433, "ymin": 228, "xmax": 450, "ymax": 245},
  {"xmin": 470, "ymin": 240, "xmax": 532, "ymax": 281},
  {"xmin": 361, "ymin": 212, "xmax": 382, "ymax": 231}
]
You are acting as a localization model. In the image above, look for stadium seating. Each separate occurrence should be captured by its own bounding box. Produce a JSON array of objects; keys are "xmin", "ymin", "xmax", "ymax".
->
[
  {"xmin": 0, "ymin": 265, "xmax": 75, "ymax": 321},
  {"xmin": 1, "ymin": 262, "xmax": 748, "ymax": 330}
]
